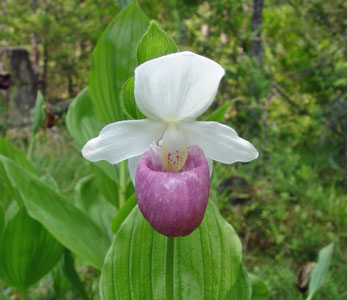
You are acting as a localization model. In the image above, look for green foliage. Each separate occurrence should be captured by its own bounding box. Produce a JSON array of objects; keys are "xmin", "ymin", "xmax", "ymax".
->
[
  {"xmin": 111, "ymin": 193, "xmax": 137, "ymax": 234},
  {"xmin": 0, "ymin": 137, "xmax": 35, "ymax": 208},
  {"xmin": 120, "ymin": 77, "xmax": 146, "ymax": 119},
  {"xmin": 66, "ymin": 87, "xmax": 119, "ymax": 183},
  {"xmin": 75, "ymin": 175, "xmax": 116, "ymax": 240},
  {"xmin": 101, "ymin": 202, "xmax": 248, "ymax": 300},
  {"xmin": 89, "ymin": 0, "xmax": 149, "ymax": 123},
  {"xmin": 61, "ymin": 250, "xmax": 90, "ymax": 300},
  {"xmin": 249, "ymin": 274, "xmax": 269, "ymax": 300},
  {"xmin": 66, "ymin": 88, "xmax": 103, "ymax": 151},
  {"xmin": 0, "ymin": 206, "xmax": 4, "ymax": 234},
  {"xmin": 0, "ymin": 207, "xmax": 63, "ymax": 294},
  {"xmin": 136, "ymin": 20, "xmax": 178, "ymax": 65},
  {"xmin": 118, "ymin": 0, "xmax": 133, "ymax": 10},
  {"xmin": 32, "ymin": 91, "xmax": 45, "ymax": 136},
  {"xmin": 0, "ymin": 137, "xmax": 34, "ymax": 173},
  {"xmin": 307, "ymin": 244, "xmax": 334, "ymax": 300},
  {"xmin": 0, "ymin": 155, "xmax": 110, "ymax": 270},
  {"xmin": 204, "ymin": 99, "xmax": 238, "ymax": 122},
  {"xmin": 1, "ymin": 0, "xmax": 119, "ymax": 101}
]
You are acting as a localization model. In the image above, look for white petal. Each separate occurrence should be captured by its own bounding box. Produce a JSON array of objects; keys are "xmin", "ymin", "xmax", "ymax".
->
[
  {"xmin": 134, "ymin": 51, "xmax": 225, "ymax": 121},
  {"xmin": 181, "ymin": 121, "xmax": 259, "ymax": 164},
  {"xmin": 128, "ymin": 155, "xmax": 141, "ymax": 184},
  {"xmin": 82, "ymin": 119, "xmax": 164, "ymax": 164}
]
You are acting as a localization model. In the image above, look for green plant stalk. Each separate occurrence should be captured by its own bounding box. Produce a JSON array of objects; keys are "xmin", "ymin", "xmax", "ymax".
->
[
  {"xmin": 165, "ymin": 237, "xmax": 175, "ymax": 300},
  {"xmin": 27, "ymin": 134, "xmax": 36, "ymax": 161},
  {"xmin": 21, "ymin": 291, "xmax": 27, "ymax": 300},
  {"xmin": 118, "ymin": 161, "xmax": 126, "ymax": 208}
]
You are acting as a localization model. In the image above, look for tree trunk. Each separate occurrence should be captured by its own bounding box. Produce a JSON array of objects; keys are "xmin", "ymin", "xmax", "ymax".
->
[
  {"xmin": 7, "ymin": 49, "xmax": 37, "ymax": 126},
  {"xmin": 251, "ymin": 0, "xmax": 264, "ymax": 64}
]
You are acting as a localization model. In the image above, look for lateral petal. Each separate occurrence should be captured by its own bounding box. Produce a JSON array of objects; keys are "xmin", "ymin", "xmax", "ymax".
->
[
  {"xmin": 181, "ymin": 121, "xmax": 259, "ymax": 164},
  {"xmin": 82, "ymin": 119, "xmax": 164, "ymax": 164}
]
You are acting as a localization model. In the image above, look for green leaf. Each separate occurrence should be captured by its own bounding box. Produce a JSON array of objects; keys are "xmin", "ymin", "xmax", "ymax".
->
[
  {"xmin": 0, "ymin": 208, "xmax": 63, "ymax": 293},
  {"xmin": 120, "ymin": 77, "xmax": 146, "ymax": 119},
  {"xmin": 89, "ymin": 1, "xmax": 149, "ymax": 123},
  {"xmin": 66, "ymin": 87, "xmax": 119, "ymax": 183},
  {"xmin": 75, "ymin": 175, "xmax": 117, "ymax": 240},
  {"xmin": 92, "ymin": 165, "xmax": 119, "ymax": 207},
  {"xmin": 32, "ymin": 90, "xmax": 45, "ymax": 136},
  {"xmin": 136, "ymin": 20, "xmax": 178, "ymax": 65},
  {"xmin": 0, "ymin": 137, "xmax": 35, "ymax": 207},
  {"xmin": 0, "ymin": 155, "xmax": 110, "ymax": 270},
  {"xmin": 111, "ymin": 193, "xmax": 137, "ymax": 234},
  {"xmin": 118, "ymin": 0, "xmax": 132, "ymax": 10},
  {"xmin": 307, "ymin": 243, "xmax": 334, "ymax": 300},
  {"xmin": 204, "ymin": 98, "xmax": 239, "ymax": 122},
  {"xmin": 62, "ymin": 250, "xmax": 90, "ymax": 300},
  {"xmin": 66, "ymin": 87, "xmax": 104, "ymax": 151},
  {"xmin": 249, "ymin": 274, "xmax": 269, "ymax": 300},
  {"xmin": 52, "ymin": 264, "xmax": 69, "ymax": 299},
  {"xmin": 5, "ymin": 201, "xmax": 19, "ymax": 224},
  {"xmin": 101, "ymin": 201, "xmax": 249, "ymax": 300},
  {"xmin": 229, "ymin": 266, "xmax": 252, "ymax": 300},
  {"xmin": 0, "ymin": 205, "xmax": 4, "ymax": 233},
  {"xmin": 0, "ymin": 137, "xmax": 34, "ymax": 173}
]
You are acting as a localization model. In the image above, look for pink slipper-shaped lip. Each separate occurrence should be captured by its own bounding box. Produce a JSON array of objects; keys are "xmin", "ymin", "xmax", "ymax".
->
[{"xmin": 135, "ymin": 144, "xmax": 210, "ymax": 237}]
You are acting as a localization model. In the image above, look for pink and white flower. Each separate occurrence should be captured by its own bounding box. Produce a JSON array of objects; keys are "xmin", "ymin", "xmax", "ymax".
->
[{"xmin": 82, "ymin": 51, "xmax": 258, "ymax": 236}]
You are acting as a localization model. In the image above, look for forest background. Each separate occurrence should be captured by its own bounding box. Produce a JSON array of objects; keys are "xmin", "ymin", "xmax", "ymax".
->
[{"xmin": 0, "ymin": 0, "xmax": 346, "ymax": 299}]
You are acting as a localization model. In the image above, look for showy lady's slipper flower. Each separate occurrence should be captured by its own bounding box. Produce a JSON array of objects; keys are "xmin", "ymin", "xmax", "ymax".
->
[{"xmin": 82, "ymin": 51, "xmax": 258, "ymax": 237}]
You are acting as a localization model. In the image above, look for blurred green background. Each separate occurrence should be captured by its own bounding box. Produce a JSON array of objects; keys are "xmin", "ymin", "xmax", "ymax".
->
[{"xmin": 0, "ymin": 0, "xmax": 346, "ymax": 299}]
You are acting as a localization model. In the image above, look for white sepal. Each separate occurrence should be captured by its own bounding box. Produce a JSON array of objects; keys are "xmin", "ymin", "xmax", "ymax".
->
[{"xmin": 134, "ymin": 51, "xmax": 225, "ymax": 122}]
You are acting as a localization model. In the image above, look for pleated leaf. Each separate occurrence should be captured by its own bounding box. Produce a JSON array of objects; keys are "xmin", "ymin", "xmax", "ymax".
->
[
  {"xmin": 120, "ymin": 77, "xmax": 146, "ymax": 120},
  {"xmin": 75, "ymin": 175, "xmax": 117, "ymax": 241},
  {"xmin": 136, "ymin": 20, "xmax": 178, "ymax": 65},
  {"xmin": 0, "ymin": 205, "xmax": 4, "ymax": 233},
  {"xmin": 118, "ymin": 0, "xmax": 132, "ymax": 10},
  {"xmin": 0, "ymin": 137, "xmax": 35, "ymax": 207},
  {"xmin": 66, "ymin": 87, "xmax": 119, "ymax": 183},
  {"xmin": 100, "ymin": 202, "xmax": 250, "ymax": 300},
  {"xmin": 249, "ymin": 274, "xmax": 269, "ymax": 300},
  {"xmin": 307, "ymin": 243, "xmax": 334, "ymax": 300},
  {"xmin": 62, "ymin": 250, "xmax": 90, "ymax": 300},
  {"xmin": 89, "ymin": 0, "xmax": 149, "ymax": 124},
  {"xmin": 91, "ymin": 165, "xmax": 120, "ymax": 207},
  {"xmin": 0, "ymin": 155, "xmax": 110, "ymax": 270},
  {"xmin": 0, "ymin": 137, "xmax": 34, "ymax": 173},
  {"xmin": 0, "ymin": 208, "xmax": 64, "ymax": 293}
]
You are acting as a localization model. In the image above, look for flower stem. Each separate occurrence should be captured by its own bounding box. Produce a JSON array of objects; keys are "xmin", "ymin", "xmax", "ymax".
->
[
  {"xmin": 118, "ymin": 161, "xmax": 126, "ymax": 208},
  {"xmin": 165, "ymin": 237, "xmax": 175, "ymax": 300},
  {"xmin": 27, "ymin": 134, "xmax": 36, "ymax": 161}
]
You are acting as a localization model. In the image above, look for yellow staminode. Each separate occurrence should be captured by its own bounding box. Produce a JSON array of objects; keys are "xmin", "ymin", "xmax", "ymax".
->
[{"xmin": 161, "ymin": 123, "xmax": 188, "ymax": 172}]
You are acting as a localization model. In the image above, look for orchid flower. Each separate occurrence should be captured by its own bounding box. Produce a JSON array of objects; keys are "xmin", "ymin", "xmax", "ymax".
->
[{"xmin": 82, "ymin": 51, "xmax": 258, "ymax": 237}]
